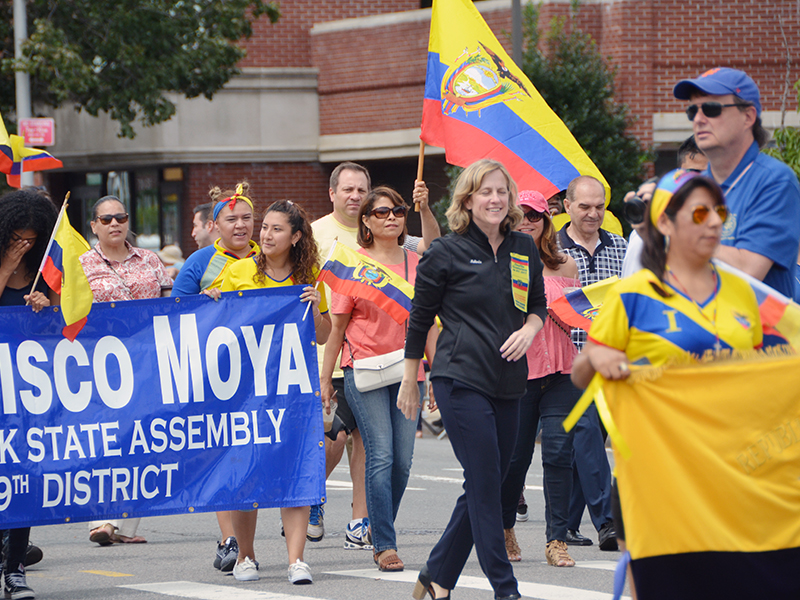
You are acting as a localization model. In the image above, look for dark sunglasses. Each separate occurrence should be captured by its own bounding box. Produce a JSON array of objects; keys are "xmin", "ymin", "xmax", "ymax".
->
[
  {"xmin": 522, "ymin": 209, "xmax": 545, "ymax": 223},
  {"xmin": 685, "ymin": 102, "xmax": 746, "ymax": 121},
  {"xmin": 691, "ymin": 204, "xmax": 727, "ymax": 224},
  {"xmin": 95, "ymin": 213, "xmax": 129, "ymax": 225},
  {"xmin": 369, "ymin": 205, "xmax": 407, "ymax": 219}
]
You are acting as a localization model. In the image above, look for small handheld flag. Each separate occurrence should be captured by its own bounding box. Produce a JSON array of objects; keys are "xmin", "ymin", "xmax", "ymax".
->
[
  {"xmin": 316, "ymin": 241, "xmax": 414, "ymax": 325},
  {"xmin": 1, "ymin": 113, "xmax": 63, "ymax": 188}
]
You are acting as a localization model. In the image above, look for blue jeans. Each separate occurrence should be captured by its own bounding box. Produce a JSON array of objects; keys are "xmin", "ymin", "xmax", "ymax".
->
[
  {"xmin": 500, "ymin": 373, "xmax": 579, "ymax": 541},
  {"xmin": 343, "ymin": 368, "xmax": 419, "ymax": 553}
]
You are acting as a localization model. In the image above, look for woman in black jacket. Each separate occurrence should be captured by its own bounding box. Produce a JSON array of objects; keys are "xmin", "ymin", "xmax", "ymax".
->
[{"xmin": 398, "ymin": 159, "xmax": 547, "ymax": 600}]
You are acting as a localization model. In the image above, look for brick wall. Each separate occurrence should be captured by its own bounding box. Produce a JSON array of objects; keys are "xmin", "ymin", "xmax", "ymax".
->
[
  {"xmin": 240, "ymin": 0, "xmax": 419, "ymax": 68},
  {"xmin": 180, "ymin": 162, "xmax": 329, "ymax": 254}
]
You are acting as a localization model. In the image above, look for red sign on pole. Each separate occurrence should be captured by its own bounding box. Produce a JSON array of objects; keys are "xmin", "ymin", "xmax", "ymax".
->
[{"xmin": 19, "ymin": 118, "xmax": 56, "ymax": 146}]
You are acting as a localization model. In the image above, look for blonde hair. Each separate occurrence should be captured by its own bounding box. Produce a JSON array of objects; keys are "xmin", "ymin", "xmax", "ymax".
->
[{"xmin": 445, "ymin": 160, "xmax": 521, "ymax": 235}]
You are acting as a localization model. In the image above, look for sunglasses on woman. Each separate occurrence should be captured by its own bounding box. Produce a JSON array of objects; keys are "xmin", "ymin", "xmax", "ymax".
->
[
  {"xmin": 691, "ymin": 204, "xmax": 727, "ymax": 224},
  {"xmin": 95, "ymin": 213, "xmax": 129, "ymax": 225},
  {"xmin": 522, "ymin": 209, "xmax": 545, "ymax": 222},
  {"xmin": 369, "ymin": 206, "xmax": 407, "ymax": 219},
  {"xmin": 685, "ymin": 102, "xmax": 747, "ymax": 121}
]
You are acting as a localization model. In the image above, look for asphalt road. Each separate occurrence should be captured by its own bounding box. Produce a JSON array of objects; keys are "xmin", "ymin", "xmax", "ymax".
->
[{"xmin": 23, "ymin": 435, "xmax": 629, "ymax": 600}]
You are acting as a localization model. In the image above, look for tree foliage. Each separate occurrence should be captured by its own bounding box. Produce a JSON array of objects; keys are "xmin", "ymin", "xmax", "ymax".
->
[
  {"xmin": 521, "ymin": 2, "xmax": 650, "ymax": 210},
  {"xmin": 764, "ymin": 80, "xmax": 800, "ymax": 182},
  {"xmin": 0, "ymin": 0, "xmax": 279, "ymax": 138}
]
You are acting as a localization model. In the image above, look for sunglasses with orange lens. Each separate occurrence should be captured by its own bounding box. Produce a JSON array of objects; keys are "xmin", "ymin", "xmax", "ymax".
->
[{"xmin": 691, "ymin": 204, "xmax": 727, "ymax": 224}]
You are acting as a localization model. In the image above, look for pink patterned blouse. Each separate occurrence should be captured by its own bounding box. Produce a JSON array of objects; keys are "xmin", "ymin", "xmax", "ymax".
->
[
  {"xmin": 526, "ymin": 275, "xmax": 581, "ymax": 379},
  {"xmin": 79, "ymin": 243, "xmax": 173, "ymax": 302}
]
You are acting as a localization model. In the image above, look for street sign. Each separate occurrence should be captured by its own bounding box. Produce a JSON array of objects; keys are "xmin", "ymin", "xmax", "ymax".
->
[{"xmin": 19, "ymin": 117, "xmax": 55, "ymax": 146}]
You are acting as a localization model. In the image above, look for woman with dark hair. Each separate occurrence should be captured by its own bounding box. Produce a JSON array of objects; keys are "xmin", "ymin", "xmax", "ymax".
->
[
  {"xmin": 398, "ymin": 160, "xmax": 547, "ymax": 600},
  {"xmin": 0, "ymin": 189, "xmax": 59, "ymax": 599},
  {"xmin": 499, "ymin": 190, "xmax": 582, "ymax": 568},
  {"xmin": 321, "ymin": 186, "xmax": 436, "ymax": 573},
  {"xmin": 571, "ymin": 170, "xmax": 763, "ymax": 598},
  {"xmin": 220, "ymin": 199, "xmax": 331, "ymax": 585},
  {"xmin": 81, "ymin": 195, "xmax": 173, "ymax": 547}
]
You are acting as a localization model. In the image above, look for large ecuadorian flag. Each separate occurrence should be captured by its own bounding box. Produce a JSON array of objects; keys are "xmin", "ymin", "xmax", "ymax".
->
[
  {"xmin": 317, "ymin": 241, "xmax": 414, "ymax": 325},
  {"xmin": 606, "ymin": 356, "xmax": 800, "ymax": 598},
  {"xmin": 421, "ymin": 0, "xmax": 610, "ymax": 201}
]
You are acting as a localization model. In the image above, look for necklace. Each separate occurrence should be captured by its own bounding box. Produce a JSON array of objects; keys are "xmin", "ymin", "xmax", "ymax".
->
[{"xmin": 666, "ymin": 265, "xmax": 721, "ymax": 354}]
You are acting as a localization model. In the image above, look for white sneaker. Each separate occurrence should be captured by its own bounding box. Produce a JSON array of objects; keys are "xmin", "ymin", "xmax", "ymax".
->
[
  {"xmin": 288, "ymin": 559, "xmax": 312, "ymax": 585},
  {"xmin": 233, "ymin": 557, "xmax": 259, "ymax": 581}
]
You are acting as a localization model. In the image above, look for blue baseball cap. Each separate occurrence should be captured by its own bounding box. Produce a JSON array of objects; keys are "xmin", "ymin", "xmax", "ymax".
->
[{"xmin": 673, "ymin": 67, "xmax": 761, "ymax": 116}]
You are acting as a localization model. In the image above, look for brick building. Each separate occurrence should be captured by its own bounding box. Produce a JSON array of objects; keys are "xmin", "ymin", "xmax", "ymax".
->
[{"xmin": 43, "ymin": 0, "xmax": 800, "ymax": 256}]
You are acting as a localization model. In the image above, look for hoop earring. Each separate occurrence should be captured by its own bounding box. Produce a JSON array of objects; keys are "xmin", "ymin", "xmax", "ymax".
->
[{"xmin": 664, "ymin": 235, "xmax": 670, "ymax": 254}]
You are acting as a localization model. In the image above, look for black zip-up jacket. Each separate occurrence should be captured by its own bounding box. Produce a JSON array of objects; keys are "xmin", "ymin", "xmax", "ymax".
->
[{"xmin": 405, "ymin": 221, "xmax": 548, "ymax": 400}]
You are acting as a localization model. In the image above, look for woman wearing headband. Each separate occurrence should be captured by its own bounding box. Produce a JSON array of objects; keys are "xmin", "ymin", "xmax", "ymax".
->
[
  {"xmin": 220, "ymin": 199, "xmax": 330, "ymax": 585},
  {"xmin": 571, "ymin": 170, "xmax": 763, "ymax": 598},
  {"xmin": 81, "ymin": 194, "xmax": 173, "ymax": 546}
]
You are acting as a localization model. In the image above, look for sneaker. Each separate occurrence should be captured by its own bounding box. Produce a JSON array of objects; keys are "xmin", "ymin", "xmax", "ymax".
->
[
  {"xmin": 213, "ymin": 537, "xmax": 239, "ymax": 572},
  {"xmin": 344, "ymin": 518, "xmax": 373, "ymax": 550},
  {"xmin": 232, "ymin": 557, "xmax": 259, "ymax": 582},
  {"xmin": 516, "ymin": 492, "xmax": 529, "ymax": 523},
  {"xmin": 3, "ymin": 565, "xmax": 35, "ymax": 600},
  {"xmin": 24, "ymin": 542, "xmax": 43, "ymax": 568},
  {"xmin": 307, "ymin": 504, "xmax": 325, "ymax": 542},
  {"xmin": 287, "ymin": 559, "xmax": 313, "ymax": 585}
]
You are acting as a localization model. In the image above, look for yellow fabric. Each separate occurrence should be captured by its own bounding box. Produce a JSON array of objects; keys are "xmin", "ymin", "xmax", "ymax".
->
[
  {"xmin": 220, "ymin": 259, "xmax": 328, "ymax": 314},
  {"xmin": 606, "ymin": 355, "xmax": 800, "ymax": 559},
  {"xmin": 54, "ymin": 210, "xmax": 93, "ymax": 329}
]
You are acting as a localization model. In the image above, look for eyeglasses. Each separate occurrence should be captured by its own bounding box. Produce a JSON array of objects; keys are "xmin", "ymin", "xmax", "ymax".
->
[
  {"xmin": 95, "ymin": 213, "xmax": 129, "ymax": 225},
  {"xmin": 522, "ymin": 210, "xmax": 545, "ymax": 223},
  {"xmin": 369, "ymin": 206, "xmax": 407, "ymax": 219},
  {"xmin": 691, "ymin": 204, "xmax": 727, "ymax": 224},
  {"xmin": 685, "ymin": 102, "xmax": 746, "ymax": 121}
]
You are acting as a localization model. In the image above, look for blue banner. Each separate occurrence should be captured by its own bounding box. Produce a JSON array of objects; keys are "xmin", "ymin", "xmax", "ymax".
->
[{"xmin": 0, "ymin": 287, "xmax": 325, "ymax": 528}]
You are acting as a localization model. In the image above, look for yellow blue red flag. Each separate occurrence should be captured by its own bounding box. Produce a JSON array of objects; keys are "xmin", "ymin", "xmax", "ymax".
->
[
  {"xmin": 605, "ymin": 356, "xmax": 800, "ymax": 598},
  {"xmin": 421, "ymin": 0, "xmax": 610, "ymax": 200},
  {"xmin": 1, "ymin": 113, "xmax": 62, "ymax": 188},
  {"xmin": 38, "ymin": 205, "xmax": 93, "ymax": 341},
  {"xmin": 316, "ymin": 241, "xmax": 414, "ymax": 325}
]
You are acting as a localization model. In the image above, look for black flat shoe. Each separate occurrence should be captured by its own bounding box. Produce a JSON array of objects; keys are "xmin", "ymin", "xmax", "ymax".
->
[
  {"xmin": 566, "ymin": 529, "xmax": 593, "ymax": 546},
  {"xmin": 495, "ymin": 595, "xmax": 521, "ymax": 600},
  {"xmin": 598, "ymin": 522, "xmax": 619, "ymax": 551},
  {"xmin": 412, "ymin": 565, "xmax": 450, "ymax": 599}
]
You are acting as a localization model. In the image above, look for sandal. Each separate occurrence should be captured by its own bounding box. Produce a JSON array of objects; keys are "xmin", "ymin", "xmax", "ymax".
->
[
  {"xmin": 545, "ymin": 540, "xmax": 575, "ymax": 567},
  {"xmin": 373, "ymin": 549, "xmax": 404, "ymax": 572},
  {"xmin": 504, "ymin": 528, "xmax": 521, "ymax": 562},
  {"xmin": 89, "ymin": 523, "xmax": 116, "ymax": 546},
  {"xmin": 110, "ymin": 533, "xmax": 147, "ymax": 544}
]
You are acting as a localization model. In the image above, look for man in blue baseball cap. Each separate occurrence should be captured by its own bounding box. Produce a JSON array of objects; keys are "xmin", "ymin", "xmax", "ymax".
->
[{"xmin": 674, "ymin": 67, "xmax": 800, "ymax": 299}]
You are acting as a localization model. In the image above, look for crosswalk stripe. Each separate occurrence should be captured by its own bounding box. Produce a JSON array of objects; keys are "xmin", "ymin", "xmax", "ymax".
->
[
  {"xmin": 325, "ymin": 568, "xmax": 629, "ymax": 600},
  {"xmin": 81, "ymin": 570, "xmax": 133, "ymax": 577},
  {"xmin": 120, "ymin": 581, "xmax": 321, "ymax": 600}
]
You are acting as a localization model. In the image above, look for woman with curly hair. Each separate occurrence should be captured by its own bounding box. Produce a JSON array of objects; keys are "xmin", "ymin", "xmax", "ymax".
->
[
  {"xmin": 220, "ymin": 199, "xmax": 331, "ymax": 585},
  {"xmin": 321, "ymin": 186, "xmax": 437, "ymax": 573},
  {"xmin": 0, "ymin": 188, "xmax": 59, "ymax": 599},
  {"xmin": 499, "ymin": 190, "xmax": 582, "ymax": 568}
]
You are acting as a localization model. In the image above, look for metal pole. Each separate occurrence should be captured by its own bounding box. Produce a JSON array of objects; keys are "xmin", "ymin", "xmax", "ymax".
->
[
  {"xmin": 13, "ymin": 0, "xmax": 34, "ymax": 186},
  {"xmin": 512, "ymin": 0, "xmax": 522, "ymax": 67}
]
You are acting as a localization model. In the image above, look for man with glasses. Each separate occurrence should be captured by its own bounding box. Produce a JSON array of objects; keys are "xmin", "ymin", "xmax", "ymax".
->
[{"xmin": 674, "ymin": 67, "xmax": 800, "ymax": 298}]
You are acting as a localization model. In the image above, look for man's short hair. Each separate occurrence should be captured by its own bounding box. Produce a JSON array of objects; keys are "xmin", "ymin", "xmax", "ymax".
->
[
  {"xmin": 566, "ymin": 176, "xmax": 605, "ymax": 202},
  {"xmin": 329, "ymin": 162, "xmax": 371, "ymax": 192},
  {"xmin": 677, "ymin": 135, "xmax": 704, "ymax": 168},
  {"xmin": 193, "ymin": 202, "xmax": 213, "ymax": 223},
  {"xmin": 733, "ymin": 97, "xmax": 770, "ymax": 148}
]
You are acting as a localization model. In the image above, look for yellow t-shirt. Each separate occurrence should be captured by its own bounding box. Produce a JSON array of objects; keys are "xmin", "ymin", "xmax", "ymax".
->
[
  {"xmin": 588, "ymin": 268, "xmax": 762, "ymax": 366},
  {"xmin": 220, "ymin": 258, "xmax": 328, "ymax": 314},
  {"xmin": 311, "ymin": 213, "xmax": 358, "ymax": 378}
]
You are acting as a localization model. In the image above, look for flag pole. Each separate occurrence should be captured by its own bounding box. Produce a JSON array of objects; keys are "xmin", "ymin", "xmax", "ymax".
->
[
  {"xmin": 27, "ymin": 190, "xmax": 70, "ymax": 304},
  {"xmin": 415, "ymin": 139, "xmax": 425, "ymax": 212},
  {"xmin": 303, "ymin": 238, "xmax": 338, "ymax": 321}
]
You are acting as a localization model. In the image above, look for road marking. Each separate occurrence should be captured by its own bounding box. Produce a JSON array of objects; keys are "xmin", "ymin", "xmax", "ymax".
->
[
  {"xmin": 120, "ymin": 581, "xmax": 321, "ymax": 599},
  {"xmin": 410, "ymin": 473, "xmax": 543, "ymax": 491},
  {"xmin": 575, "ymin": 560, "xmax": 619, "ymax": 572},
  {"xmin": 326, "ymin": 479, "xmax": 424, "ymax": 491},
  {"xmin": 82, "ymin": 570, "xmax": 133, "ymax": 577},
  {"xmin": 326, "ymin": 568, "xmax": 629, "ymax": 600}
]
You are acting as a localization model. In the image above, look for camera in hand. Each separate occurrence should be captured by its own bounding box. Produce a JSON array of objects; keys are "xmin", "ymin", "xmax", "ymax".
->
[{"xmin": 623, "ymin": 196, "xmax": 647, "ymax": 225}]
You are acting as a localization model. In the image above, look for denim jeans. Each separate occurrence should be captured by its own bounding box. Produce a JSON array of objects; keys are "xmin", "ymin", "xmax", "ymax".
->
[
  {"xmin": 500, "ymin": 373, "xmax": 579, "ymax": 541},
  {"xmin": 343, "ymin": 368, "xmax": 420, "ymax": 552}
]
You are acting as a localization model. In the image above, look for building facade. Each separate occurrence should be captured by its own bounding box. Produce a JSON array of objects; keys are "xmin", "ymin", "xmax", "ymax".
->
[{"xmin": 41, "ymin": 0, "xmax": 799, "ymax": 255}]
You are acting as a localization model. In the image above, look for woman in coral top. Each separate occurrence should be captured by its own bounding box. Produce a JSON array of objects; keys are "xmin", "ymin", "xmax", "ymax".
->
[{"xmin": 499, "ymin": 190, "xmax": 582, "ymax": 568}]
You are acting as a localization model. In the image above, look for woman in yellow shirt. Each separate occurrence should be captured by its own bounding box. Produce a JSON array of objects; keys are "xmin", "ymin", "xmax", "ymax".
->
[{"xmin": 220, "ymin": 200, "xmax": 331, "ymax": 585}]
